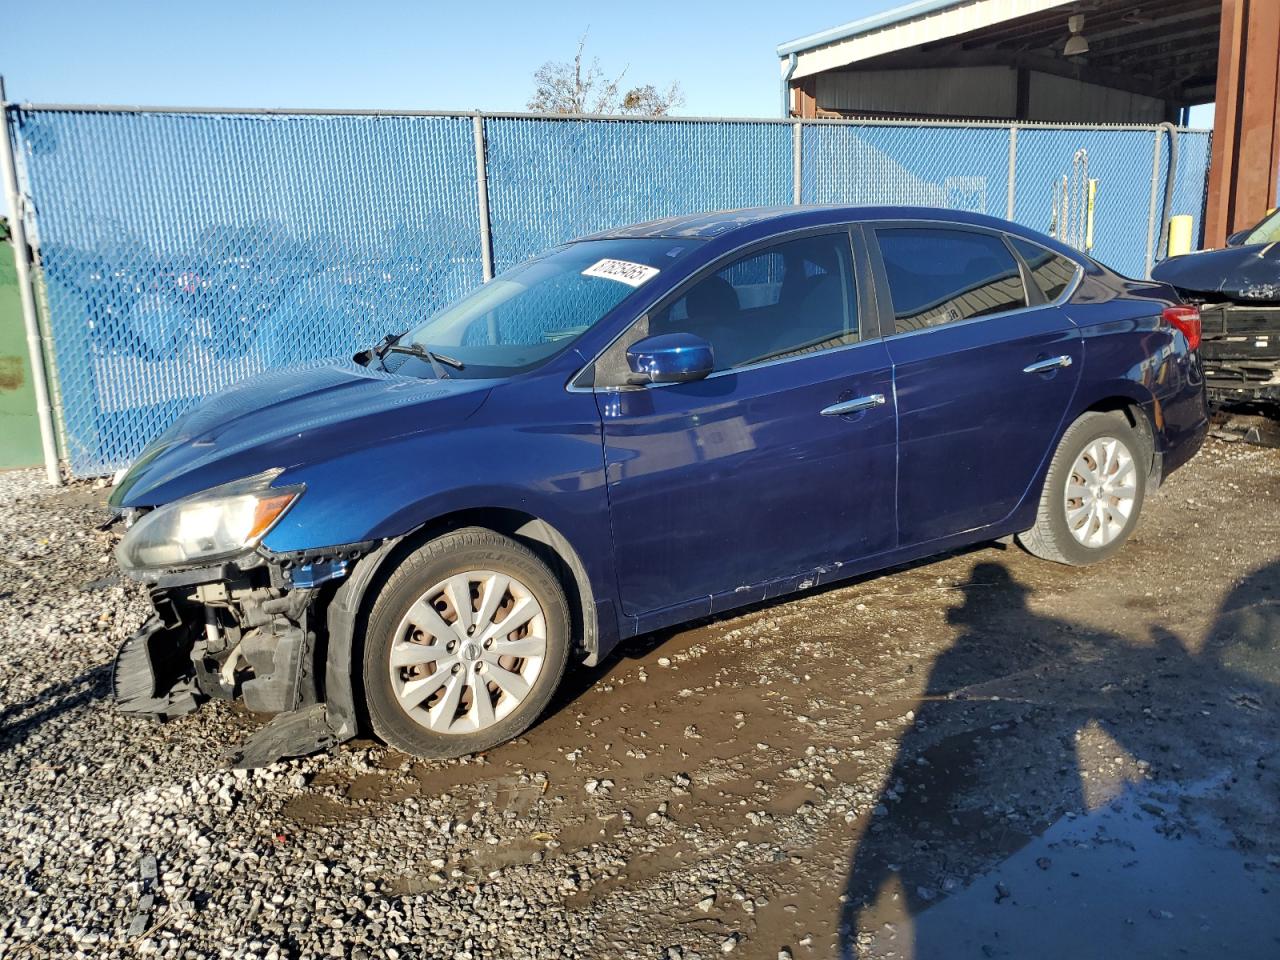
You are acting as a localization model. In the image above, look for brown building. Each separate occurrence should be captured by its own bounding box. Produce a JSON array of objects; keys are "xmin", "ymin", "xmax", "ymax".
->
[{"xmin": 777, "ymin": 0, "xmax": 1279, "ymax": 246}]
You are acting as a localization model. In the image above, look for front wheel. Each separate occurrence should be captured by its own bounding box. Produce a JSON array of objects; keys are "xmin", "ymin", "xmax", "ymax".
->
[
  {"xmin": 1017, "ymin": 411, "xmax": 1148, "ymax": 566},
  {"xmin": 362, "ymin": 528, "xmax": 571, "ymax": 758}
]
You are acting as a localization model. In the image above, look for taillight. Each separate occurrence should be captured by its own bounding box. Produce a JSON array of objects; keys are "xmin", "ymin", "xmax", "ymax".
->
[{"xmin": 1163, "ymin": 304, "xmax": 1201, "ymax": 350}]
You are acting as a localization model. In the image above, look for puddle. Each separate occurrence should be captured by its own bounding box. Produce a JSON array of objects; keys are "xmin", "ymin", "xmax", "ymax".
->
[
  {"xmin": 859, "ymin": 773, "xmax": 1280, "ymax": 958},
  {"xmin": 282, "ymin": 793, "xmax": 352, "ymax": 827}
]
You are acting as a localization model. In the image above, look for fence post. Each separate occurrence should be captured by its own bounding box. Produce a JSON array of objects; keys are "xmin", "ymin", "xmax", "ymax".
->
[
  {"xmin": 472, "ymin": 112, "xmax": 494, "ymax": 282},
  {"xmin": 792, "ymin": 120, "xmax": 803, "ymax": 205},
  {"xmin": 1005, "ymin": 124, "xmax": 1018, "ymax": 221},
  {"xmin": 0, "ymin": 84, "xmax": 61, "ymax": 485},
  {"xmin": 1143, "ymin": 128, "xmax": 1163, "ymax": 278}
]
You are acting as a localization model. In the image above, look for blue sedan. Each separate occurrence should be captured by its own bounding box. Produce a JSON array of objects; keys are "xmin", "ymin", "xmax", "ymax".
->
[{"xmin": 108, "ymin": 206, "xmax": 1208, "ymax": 764}]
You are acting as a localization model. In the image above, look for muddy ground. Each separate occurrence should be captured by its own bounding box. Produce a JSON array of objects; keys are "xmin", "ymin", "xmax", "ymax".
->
[{"xmin": 2, "ymin": 436, "xmax": 1280, "ymax": 959}]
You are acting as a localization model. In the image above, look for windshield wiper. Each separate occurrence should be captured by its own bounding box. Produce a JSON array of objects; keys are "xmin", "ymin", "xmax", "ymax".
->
[
  {"xmin": 384, "ymin": 343, "xmax": 466, "ymax": 378},
  {"xmin": 353, "ymin": 330, "xmax": 406, "ymax": 367},
  {"xmin": 373, "ymin": 330, "xmax": 407, "ymax": 360}
]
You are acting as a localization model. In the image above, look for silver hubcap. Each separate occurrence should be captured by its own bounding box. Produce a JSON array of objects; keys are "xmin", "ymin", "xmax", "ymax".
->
[
  {"xmin": 1064, "ymin": 435, "xmax": 1137, "ymax": 548},
  {"xmin": 388, "ymin": 570, "xmax": 547, "ymax": 734}
]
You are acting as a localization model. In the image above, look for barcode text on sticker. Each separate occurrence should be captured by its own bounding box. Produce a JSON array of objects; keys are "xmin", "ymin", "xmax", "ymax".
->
[{"xmin": 581, "ymin": 259, "xmax": 660, "ymax": 287}]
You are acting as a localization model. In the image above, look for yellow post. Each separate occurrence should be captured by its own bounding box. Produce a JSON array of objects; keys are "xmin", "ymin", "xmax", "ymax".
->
[
  {"xmin": 1167, "ymin": 215, "xmax": 1193, "ymax": 257},
  {"xmin": 1084, "ymin": 179, "xmax": 1098, "ymax": 250}
]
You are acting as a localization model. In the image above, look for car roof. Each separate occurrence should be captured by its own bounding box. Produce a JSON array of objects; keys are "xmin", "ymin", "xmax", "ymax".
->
[{"xmin": 579, "ymin": 205, "xmax": 1024, "ymax": 241}]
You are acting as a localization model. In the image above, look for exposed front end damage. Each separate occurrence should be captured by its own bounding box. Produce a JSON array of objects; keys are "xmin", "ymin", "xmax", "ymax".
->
[
  {"xmin": 1199, "ymin": 303, "xmax": 1280, "ymax": 407},
  {"xmin": 112, "ymin": 541, "xmax": 381, "ymax": 768},
  {"xmin": 1152, "ymin": 245, "xmax": 1280, "ymax": 411}
]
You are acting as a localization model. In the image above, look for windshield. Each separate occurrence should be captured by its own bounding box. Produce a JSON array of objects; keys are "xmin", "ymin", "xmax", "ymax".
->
[
  {"xmin": 1244, "ymin": 210, "xmax": 1280, "ymax": 246},
  {"xmin": 392, "ymin": 237, "xmax": 696, "ymax": 376}
]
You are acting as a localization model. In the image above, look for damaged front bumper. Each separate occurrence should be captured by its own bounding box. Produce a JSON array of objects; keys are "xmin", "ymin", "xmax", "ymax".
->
[
  {"xmin": 112, "ymin": 541, "xmax": 381, "ymax": 767},
  {"xmin": 1200, "ymin": 302, "xmax": 1280, "ymax": 406}
]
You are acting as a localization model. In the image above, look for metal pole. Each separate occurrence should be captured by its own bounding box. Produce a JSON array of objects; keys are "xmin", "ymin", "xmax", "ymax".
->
[
  {"xmin": 1143, "ymin": 129, "xmax": 1163, "ymax": 278},
  {"xmin": 472, "ymin": 112, "xmax": 494, "ymax": 282},
  {"xmin": 1005, "ymin": 125, "xmax": 1018, "ymax": 221},
  {"xmin": 0, "ymin": 81, "xmax": 61, "ymax": 485},
  {"xmin": 792, "ymin": 121, "xmax": 803, "ymax": 205}
]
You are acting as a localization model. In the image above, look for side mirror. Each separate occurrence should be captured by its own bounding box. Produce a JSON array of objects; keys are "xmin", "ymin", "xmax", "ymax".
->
[
  {"xmin": 1226, "ymin": 229, "xmax": 1252, "ymax": 247},
  {"xmin": 625, "ymin": 333, "xmax": 714, "ymax": 385}
]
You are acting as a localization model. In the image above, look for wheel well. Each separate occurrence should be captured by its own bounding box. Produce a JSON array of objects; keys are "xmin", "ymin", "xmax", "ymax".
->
[
  {"xmin": 392, "ymin": 508, "xmax": 598, "ymax": 663},
  {"xmin": 1082, "ymin": 396, "xmax": 1157, "ymax": 476}
]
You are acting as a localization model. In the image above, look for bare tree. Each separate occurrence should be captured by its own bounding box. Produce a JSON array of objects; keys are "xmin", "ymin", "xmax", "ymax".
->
[
  {"xmin": 619, "ymin": 83, "xmax": 683, "ymax": 118},
  {"xmin": 527, "ymin": 32, "xmax": 684, "ymax": 117}
]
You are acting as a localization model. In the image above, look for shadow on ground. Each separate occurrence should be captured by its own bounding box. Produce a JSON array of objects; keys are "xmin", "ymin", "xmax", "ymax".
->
[
  {"xmin": 839, "ymin": 559, "xmax": 1280, "ymax": 959},
  {"xmin": 0, "ymin": 663, "xmax": 112, "ymax": 755}
]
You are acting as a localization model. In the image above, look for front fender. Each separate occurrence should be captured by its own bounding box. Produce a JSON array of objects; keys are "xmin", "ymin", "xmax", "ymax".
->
[
  {"xmin": 263, "ymin": 384, "xmax": 620, "ymax": 712},
  {"xmin": 262, "ymin": 423, "xmax": 614, "ymax": 601},
  {"xmin": 321, "ymin": 536, "xmax": 403, "ymax": 743}
]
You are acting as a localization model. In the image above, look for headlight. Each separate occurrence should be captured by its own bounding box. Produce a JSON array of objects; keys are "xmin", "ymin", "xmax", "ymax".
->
[{"xmin": 116, "ymin": 469, "xmax": 303, "ymax": 571}]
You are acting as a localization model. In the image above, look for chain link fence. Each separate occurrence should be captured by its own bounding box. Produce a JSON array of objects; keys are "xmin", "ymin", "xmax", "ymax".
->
[{"xmin": 4, "ymin": 106, "xmax": 1211, "ymax": 477}]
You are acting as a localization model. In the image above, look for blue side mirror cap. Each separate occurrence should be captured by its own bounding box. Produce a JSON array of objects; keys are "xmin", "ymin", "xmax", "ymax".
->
[{"xmin": 626, "ymin": 333, "xmax": 715, "ymax": 385}]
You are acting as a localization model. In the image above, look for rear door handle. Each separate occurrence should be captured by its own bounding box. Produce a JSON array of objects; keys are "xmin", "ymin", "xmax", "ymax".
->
[
  {"xmin": 1022, "ymin": 355, "xmax": 1073, "ymax": 374},
  {"xmin": 821, "ymin": 393, "xmax": 886, "ymax": 416}
]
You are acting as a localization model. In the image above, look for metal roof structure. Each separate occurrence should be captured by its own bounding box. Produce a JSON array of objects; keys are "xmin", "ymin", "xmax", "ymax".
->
[
  {"xmin": 777, "ymin": 0, "xmax": 1223, "ymax": 116},
  {"xmin": 778, "ymin": 0, "xmax": 1070, "ymax": 72},
  {"xmin": 778, "ymin": 0, "xmax": 1073, "ymax": 76}
]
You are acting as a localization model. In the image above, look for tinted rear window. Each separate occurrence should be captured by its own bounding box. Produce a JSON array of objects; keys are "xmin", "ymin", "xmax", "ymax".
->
[
  {"xmin": 1010, "ymin": 237, "xmax": 1079, "ymax": 302},
  {"xmin": 877, "ymin": 228, "xmax": 1026, "ymax": 332}
]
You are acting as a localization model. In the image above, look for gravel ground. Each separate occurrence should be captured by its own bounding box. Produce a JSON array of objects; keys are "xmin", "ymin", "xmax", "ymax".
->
[{"xmin": 2, "ymin": 438, "xmax": 1279, "ymax": 959}]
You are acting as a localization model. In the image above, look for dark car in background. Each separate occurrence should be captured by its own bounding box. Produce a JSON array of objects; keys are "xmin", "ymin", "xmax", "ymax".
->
[
  {"xmin": 106, "ymin": 205, "xmax": 1208, "ymax": 765},
  {"xmin": 1153, "ymin": 208, "xmax": 1280, "ymax": 408}
]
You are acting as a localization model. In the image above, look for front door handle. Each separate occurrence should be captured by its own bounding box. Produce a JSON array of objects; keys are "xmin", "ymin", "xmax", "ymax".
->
[
  {"xmin": 1022, "ymin": 355, "xmax": 1073, "ymax": 374},
  {"xmin": 821, "ymin": 393, "xmax": 886, "ymax": 417}
]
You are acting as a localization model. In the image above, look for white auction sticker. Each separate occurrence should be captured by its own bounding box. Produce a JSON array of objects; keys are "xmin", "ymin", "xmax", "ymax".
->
[{"xmin": 581, "ymin": 258, "xmax": 660, "ymax": 287}]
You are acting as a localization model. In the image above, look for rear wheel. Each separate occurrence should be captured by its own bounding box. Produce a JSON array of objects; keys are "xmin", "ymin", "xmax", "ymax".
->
[
  {"xmin": 1017, "ymin": 411, "xmax": 1148, "ymax": 566},
  {"xmin": 362, "ymin": 527, "xmax": 571, "ymax": 758}
]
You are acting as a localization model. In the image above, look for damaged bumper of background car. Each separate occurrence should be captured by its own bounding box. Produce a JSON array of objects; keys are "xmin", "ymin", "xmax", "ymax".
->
[
  {"xmin": 1199, "ymin": 302, "xmax": 1280, "ymax": 405},
  {"xmin": 111, "ymin": 539, "xmax": 382, "ymax": 768}
]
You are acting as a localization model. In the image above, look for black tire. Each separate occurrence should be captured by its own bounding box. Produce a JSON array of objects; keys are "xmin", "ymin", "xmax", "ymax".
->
[
  {"xmin": 1017, "ymin": 411, "xmax": 1148, "ymax": 566},
  {"xmin": 361, "ymin": 527, "xmax": 571, "ymax": 758}
]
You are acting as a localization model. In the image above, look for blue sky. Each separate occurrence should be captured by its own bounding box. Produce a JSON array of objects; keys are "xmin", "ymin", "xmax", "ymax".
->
[{"xmin": 3, "ymin": 0, "xmax": 882, "ymax": 116}]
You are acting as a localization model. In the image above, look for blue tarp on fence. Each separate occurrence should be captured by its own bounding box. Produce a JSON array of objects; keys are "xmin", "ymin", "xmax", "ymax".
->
[{"xmin": 6, "ymin": 107, "xmax": 1211, "ymax": 476}]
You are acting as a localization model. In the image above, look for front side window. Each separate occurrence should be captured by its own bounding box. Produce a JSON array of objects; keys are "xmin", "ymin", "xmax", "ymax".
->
[
  {"xmin": 650, "ymin": 232, "xmax": 858, "ymax": 372},
  {"xmin": 399, "ymin": 238, "xmax": 694, "ymax": 377},
  {"xmin": 877, "ymin": 228, "xmax": 1027, "ymax": 333},
  {"xmin": 1009, "ymin": 236, "xmax": 1080, "ymax": 302}
]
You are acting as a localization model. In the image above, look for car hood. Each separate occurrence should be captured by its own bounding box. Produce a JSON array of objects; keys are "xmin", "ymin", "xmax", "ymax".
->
[
  {"xmin": 1151, "ymin": 242, "xmax": 1280, "ymax": 302},
  {"xmin": 110, "ymin": 361, "xmax": 493, "ymax": 508}
]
